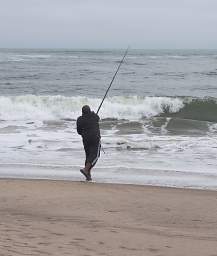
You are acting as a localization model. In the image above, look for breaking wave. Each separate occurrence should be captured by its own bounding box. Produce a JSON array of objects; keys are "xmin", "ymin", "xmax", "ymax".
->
[
  {"xmin": 0, "ymin": 95, "xmax": 216, "ymax": 122},
  {"xmin": 0, "ymin": 95, "xmax": 183, "ymax": 121},
  {"xmin": 160, "ymin": 97, "xmax": 217, "ymax": 122}
]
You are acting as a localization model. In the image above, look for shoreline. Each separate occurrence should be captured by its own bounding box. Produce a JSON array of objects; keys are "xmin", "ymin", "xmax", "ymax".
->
[
  {"xmin": 1, "ymin": 163, "xmax": 217, "ymax": 191},
  {"xmin": 1, "ymin": 176, "xmax": 217, "ymax": 192},
  {"xmin": 1, "ymin": 178, "xmax": 217, "ymax": 255}
]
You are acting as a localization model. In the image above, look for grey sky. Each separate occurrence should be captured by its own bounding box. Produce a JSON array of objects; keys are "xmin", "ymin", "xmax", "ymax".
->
[{"xmin": 0, "ymin": 0, "xmax": 217, "ymax": 48}]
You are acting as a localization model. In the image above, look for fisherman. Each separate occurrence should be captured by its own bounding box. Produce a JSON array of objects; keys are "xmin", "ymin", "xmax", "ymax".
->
[{"xmin": 77, "ymin": 105, "xmax": 101, "ymax": 181}]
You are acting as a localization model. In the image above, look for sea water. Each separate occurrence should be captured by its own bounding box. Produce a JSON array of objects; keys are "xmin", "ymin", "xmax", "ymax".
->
[{"xmin": 1, "ymin": 48, "xmax": 217, "ymax": 189}]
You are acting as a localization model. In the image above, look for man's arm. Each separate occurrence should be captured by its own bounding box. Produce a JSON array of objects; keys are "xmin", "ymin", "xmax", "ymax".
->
[
  {"xmin": 94, "ymin": 112, "xmax": 100, "ymax": 122},
  {"xmin": 76, "ymin": 117, "xmax": 83, "ymax": 135}
]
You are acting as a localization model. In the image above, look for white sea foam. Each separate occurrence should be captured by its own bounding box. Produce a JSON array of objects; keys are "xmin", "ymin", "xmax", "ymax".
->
[
  {"xmin": 0, "ymin": 95, "xmax": 184, "ymax": 121},
  {"xmin": 209, "ymin": 123, "xmax": 217, "ymax": 134}
]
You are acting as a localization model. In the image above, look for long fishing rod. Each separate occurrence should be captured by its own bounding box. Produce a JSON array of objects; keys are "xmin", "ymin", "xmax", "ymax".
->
[{"xmin": 96, "ymin": 47, "xmax": 129, "ymax": 114}]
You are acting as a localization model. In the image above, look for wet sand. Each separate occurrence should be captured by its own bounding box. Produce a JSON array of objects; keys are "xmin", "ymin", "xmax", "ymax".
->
[{"xmin": 0, "ymin": 179, "xmax": 217, "ymax": 256}]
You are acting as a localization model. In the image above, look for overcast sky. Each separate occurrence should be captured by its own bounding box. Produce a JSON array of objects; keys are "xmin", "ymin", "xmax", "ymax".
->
[{"xmin": 0, "ymin": 0, "xmax": 217, "ymax": 49}]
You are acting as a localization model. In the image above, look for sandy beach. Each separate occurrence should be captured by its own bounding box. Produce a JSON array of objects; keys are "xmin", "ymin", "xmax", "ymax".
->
[{"xmin": 0, "ymin": 179, "xmax": 217, "ymax": 256}]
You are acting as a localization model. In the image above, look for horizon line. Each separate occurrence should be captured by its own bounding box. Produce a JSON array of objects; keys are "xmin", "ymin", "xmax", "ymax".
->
[{"xmin": 0, "ymin": 47, "xmax": 217, "ymax": 51}]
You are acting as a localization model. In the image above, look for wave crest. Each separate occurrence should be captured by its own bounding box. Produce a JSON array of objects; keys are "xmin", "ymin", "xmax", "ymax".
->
[
  {"xmin": 0, "ymin": 95, "xmax": 184, "ymax": 121},
  {"xmin": 160, "ymin": 97, "xmax": 217, "ymax": 122}
]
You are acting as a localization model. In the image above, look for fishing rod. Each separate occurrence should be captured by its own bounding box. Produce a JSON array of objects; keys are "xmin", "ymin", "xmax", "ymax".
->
[{"xmin": 96, "ymin": 47, "xmax": 129, "ymax": 114}]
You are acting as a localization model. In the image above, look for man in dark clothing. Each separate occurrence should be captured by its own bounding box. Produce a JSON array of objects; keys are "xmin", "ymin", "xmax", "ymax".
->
[{"xmin": 77, "ymin": 105, "xmax": 101, "ymax": 181}]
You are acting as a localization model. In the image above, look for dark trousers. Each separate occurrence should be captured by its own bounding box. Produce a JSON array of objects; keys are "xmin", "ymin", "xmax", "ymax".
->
[{"xmin": 83, "ymin": 139, "xmax": 101, "ymax": 167}]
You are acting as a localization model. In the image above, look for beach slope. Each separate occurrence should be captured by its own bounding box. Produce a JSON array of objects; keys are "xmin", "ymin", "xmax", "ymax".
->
[{"xmin": 0, "ymin": 179, "xmax": 217, "ymax": 255}]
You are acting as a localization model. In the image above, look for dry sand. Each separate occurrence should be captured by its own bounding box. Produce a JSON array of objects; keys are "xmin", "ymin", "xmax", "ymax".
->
[{"xmin": 0, "ymin": 179, "xmax": 217, "ymax": 256}]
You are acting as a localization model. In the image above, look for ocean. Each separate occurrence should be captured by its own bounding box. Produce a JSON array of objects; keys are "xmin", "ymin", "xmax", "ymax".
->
[{"xmin": 1, "ymin": 48, "xmax": 217, "ymax": 190}]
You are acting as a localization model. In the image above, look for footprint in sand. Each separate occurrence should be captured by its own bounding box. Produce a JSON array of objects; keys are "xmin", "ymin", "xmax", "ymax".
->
[{"xmin": 147, "ymin": 247, "xmax": 160, "ymax": 253}]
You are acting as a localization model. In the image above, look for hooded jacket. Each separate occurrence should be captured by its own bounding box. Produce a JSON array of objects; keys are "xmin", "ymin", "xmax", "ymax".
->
[{"xmin": 76, "ymin": 111, "xmax": 100, "ymax": 142}]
